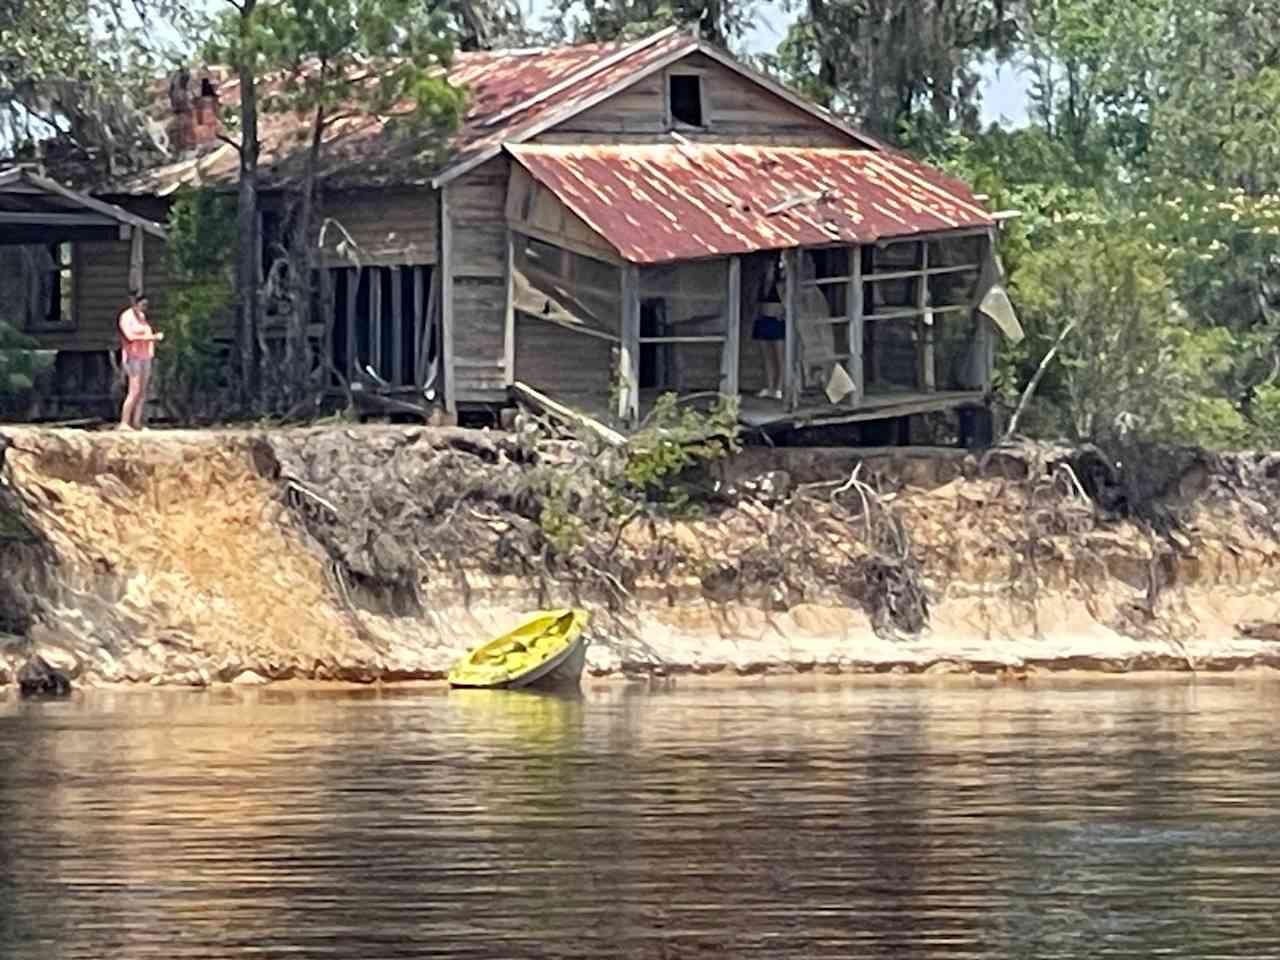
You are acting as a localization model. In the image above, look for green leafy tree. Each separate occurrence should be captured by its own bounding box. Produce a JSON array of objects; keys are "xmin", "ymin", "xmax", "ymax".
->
[
  {"xmin": 1012, "ymin": 228, "xmax": 1250, "ymax": 446},
  {"xmin": 154, "ymin": 189, "xmax": 239, "ymax": 421},
  {"xmin": 546, "ymin": 0, "xmax": 755, "ymax": 47},
  {"xmin": 768, "ymin": 0, "xmax": 1025, "ymax": 140},
  {"xmin": 0, "ymin": 318, "xmax": 54, "ymax": 397},
  {"xmin": 207, "ymin": 0, "xmax": 464, "ymax": 413},
  {"xmin": 0, "ymin": 0, "xmax": 199, "ymax": 163}
]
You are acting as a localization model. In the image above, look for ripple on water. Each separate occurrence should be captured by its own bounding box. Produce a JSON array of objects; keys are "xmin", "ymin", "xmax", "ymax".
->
[{"xmin": 0, "ymin": 679, "xmax": 1278, "ymax": 958}]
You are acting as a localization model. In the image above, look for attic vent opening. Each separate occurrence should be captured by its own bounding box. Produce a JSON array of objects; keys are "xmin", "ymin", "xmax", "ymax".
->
[{"xmin": 669, "ymin": 74, "xmax": 704, "ymax": 128}]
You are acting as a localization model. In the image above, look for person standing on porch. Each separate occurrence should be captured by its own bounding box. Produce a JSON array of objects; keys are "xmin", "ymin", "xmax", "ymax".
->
[
  {"xmin": 752, "ymin": 256, "xmax": 785, "ymax": 400},
  {"xmin": 118, "ymin": 291, "xmax": 163, "ymax": 431}
]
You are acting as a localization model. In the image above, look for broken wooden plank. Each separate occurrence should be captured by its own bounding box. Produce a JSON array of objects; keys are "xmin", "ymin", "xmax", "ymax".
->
[
  {"xmin": 723, "ymin": 255, "xmax": 741, "ymax": 398},
  {"xmin": 765, "ymin": 189, "xmax": 832, "ymax": 216},
  {"xmin": 345, "ymin": 267, "xmax": 358, "ymax": 379},
  {"xmin": 512, "ymin": 381, "xmax": 627, "ymax": 448},
  {"xmin": 370, "ymin": 266, "xmax": 384, "ymax": 378}
]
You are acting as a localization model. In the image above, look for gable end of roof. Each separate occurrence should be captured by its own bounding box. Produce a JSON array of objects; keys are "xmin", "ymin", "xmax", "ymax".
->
[{"xmin": 432, "ymin": 32, "xmax": 880, "ymax": 188}]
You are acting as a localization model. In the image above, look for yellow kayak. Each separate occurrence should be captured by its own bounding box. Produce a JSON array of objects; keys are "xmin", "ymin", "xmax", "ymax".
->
[{"xmin": 448, "ymin": 609, "xmax": 589, "ymax": 689}]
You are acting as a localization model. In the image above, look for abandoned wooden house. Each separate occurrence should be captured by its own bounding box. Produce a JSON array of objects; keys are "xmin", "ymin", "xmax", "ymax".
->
[{"xmin": 7, "ymin": 26, "xmax": 1019, "ymax": 437}]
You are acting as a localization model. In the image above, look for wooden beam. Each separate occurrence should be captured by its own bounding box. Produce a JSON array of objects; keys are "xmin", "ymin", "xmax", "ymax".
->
[
  {"xmin": 503, "ymin": 231, "xmax": 516, "ymax": 387},
  {"xmin": 413, "ymin": 266, "xmax": 425, "ymax": 388},
  {"xmin": 440, "ymin": 186, "xmax": 457, "ymax": 412},
  {"xmin": 318, "ymin": 267, "xmax": 334, "ymax": 386},
  {"xmin": 849, "ymin": 244, "xmax": 863, "ymax": 406},
  {"xmin": 507, "ymin": 222, "xmax": 624, "ymax": 267},
  {"xmin": 0, "ymin": 211, "xmax": 117, "ymax": 227},
  {"xmin": 418, "ymin": 267, "xmax": 441, "ymax": 392},
  {"xmin": 370, "ymin": 266, "xmax": 383, "ymax": 378},
  {"xmin": 129, "ymin": 226, "xmax": 144, "ymax": 298},
  {"xmin": 723, "ymin": 255, "xmax": 741, "ymax": 399},
  {"xmin": 918, "ymin": 241, "xmax": 935, "ymax": 391},
  {"xmin": 0, "ymin": 225, "xmax": 121, "ymax": 244},
  {"xmin": 346, "ymin": 267, "xmax": 358, "ymax": 379},
  {"xmin": 390, "ymin": 265, "xmax": 404, "ymax": 386},
  {"xmin": 783, "ymin": 248, "xmax": 801, "ymax": 411},
  {"xmin": 513, "ymin": 381, "xmax": 627, "ymax": 448},
  {"xmin": 618, "ymin": 262, "xmax": 641, "ymax": 425}
]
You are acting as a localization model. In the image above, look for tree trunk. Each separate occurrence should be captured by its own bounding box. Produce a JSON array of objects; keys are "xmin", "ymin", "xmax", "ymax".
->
[
  {"xmin": 285, "ymin": 103, "xmax": 326, "ymax": 407},
  {"xmin": 235, "ymin": 0, "xmax": 261, "ymax": 410}
]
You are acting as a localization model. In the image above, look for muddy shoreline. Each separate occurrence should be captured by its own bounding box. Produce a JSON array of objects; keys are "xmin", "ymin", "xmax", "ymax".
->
[{"xmin": 2, "ymin": 425, "xmax": 1279, "ymax": 689}]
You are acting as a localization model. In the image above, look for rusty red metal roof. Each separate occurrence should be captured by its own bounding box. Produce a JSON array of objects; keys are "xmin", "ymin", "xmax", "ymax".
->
[
  {"xmin": 507, "ymin": 143, "xmax": 995, "ymax": 263},
  {"xmin": 110, "ymin": 29, "xmax": 698, "ymax": 195}
]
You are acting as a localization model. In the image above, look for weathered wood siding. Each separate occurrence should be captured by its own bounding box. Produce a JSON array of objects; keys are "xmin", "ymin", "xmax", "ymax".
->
[
  {"xmin": 513, "ymin": 315, "xmax": 612, "ymax": 397},
  {"xmin": 24, "ymin": 231, "xmax": 170, "ymax": 352},
  {"xmin": 537, "ymin": 53, "xmax": 856, "ymax": 147},
  {"xmin": 443, "ymin": 156, "xmax": 509, "ymax": 405},
  {"xmin": 315, "ymin": 188, "xmax": 439, "ymax": 267},
  {"xmin": 505, "ymin": 165, "xmax": 621, "ymax": 263}
]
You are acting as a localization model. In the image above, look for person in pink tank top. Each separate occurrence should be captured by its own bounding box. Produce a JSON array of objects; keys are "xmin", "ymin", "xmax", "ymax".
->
[{"xmin": 118, "ymin": 291, "xmax": 163, "ymax": 431}]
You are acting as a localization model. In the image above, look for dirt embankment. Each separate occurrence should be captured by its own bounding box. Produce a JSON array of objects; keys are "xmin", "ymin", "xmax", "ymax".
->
[{"xmin": 1, "ymin": 425, "xmax": 1279, "ymax": 688}]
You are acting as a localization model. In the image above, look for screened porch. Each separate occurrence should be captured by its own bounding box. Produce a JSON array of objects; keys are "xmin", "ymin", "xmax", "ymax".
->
[{"xmin": 502, "ymin": 227, "xmax": 996, "ymax": 435}]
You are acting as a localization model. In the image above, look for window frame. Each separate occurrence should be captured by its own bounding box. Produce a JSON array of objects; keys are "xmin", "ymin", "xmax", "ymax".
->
[
  {"xmin": 666, "ymin": 69, "xmax": 710, "ymax": 131},
  {"xmin": 24, "ymin": 241, "xmax": 78, "ymax": 331}
]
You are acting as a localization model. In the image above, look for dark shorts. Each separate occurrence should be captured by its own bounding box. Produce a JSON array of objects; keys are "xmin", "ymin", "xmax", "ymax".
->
[{"xmin": 752, "ymin": 315, "xmax": 784, "ymax": 341}]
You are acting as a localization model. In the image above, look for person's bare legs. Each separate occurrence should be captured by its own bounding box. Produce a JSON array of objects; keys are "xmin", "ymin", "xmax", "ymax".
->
[
  {"xmin": 119, "ymin": 370, "xmax": 141, "ymax": 430},
  {"xmin": 130, "ymin": 362, "xmax": 151, "ymax": 429},
  {"xmin": 767, "ymin": 341, "xmax": 785, "ymax": 394},
  {"xmin": 759, "ymin": 341, "xmax": 778, "ymax": 396}
]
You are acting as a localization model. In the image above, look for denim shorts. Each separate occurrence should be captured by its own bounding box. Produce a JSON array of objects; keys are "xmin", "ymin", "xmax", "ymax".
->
[{"xmin": 122, "ymin": 356, "xmax": 152, "ymax": 377}]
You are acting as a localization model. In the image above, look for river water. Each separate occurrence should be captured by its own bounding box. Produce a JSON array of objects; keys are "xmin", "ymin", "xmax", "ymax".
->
[{"xmin": 0, "ymin": 678, "xmax": 1277, "ymax": 959}]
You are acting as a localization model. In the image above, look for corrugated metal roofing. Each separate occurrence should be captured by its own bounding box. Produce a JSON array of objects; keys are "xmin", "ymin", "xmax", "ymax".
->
[
  {"xmin": 507, "ymin": 143, "xmax": 995, "ymax": 263},
  {"xmin": 110, "ymin": 29, "xmax": 697, "ymax": 195}
]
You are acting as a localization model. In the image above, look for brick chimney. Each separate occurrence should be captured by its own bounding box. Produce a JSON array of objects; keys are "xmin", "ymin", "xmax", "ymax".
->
[
  {"xmin": 191, "ymin": 75, "xmax": 222, "ymax": 147},
  {"xmin": 166, "ymin": 68, "xmax": 221, "ymax": 155}
]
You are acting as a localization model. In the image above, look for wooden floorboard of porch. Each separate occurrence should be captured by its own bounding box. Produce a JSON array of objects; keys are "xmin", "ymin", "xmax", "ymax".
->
[{"xmin": 512, "ymin": 384, "xmax": 986, "ymax": 439}]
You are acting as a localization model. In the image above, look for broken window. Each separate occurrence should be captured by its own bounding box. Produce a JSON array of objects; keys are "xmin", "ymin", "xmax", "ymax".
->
[
  {"xmin": 669, "ymin": 74, "xmax": 705, "ymax": 128},
  {"xmin": 47, "ymin": 242, "xmax": 73, "ymax": 325},
  {"xmin": 24, "ymin": 242, "xmax": 74, "ymax": 329},
  {"xmin": 638, "ymin": 259, "xmax": 729, "ymax": 393}
]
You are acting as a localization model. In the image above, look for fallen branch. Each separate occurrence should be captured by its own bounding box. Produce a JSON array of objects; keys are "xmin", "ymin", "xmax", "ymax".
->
[{"xmin": 1001, "ymin": 319, "xmax": 1078, "ymax": 444}]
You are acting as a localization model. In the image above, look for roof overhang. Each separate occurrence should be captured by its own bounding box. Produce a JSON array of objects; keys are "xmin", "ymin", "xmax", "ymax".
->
[
  {"xmin": 506, "ymin": 143, "xmax": 996, "ymax": 264},
  {"xmin": 0, "ymin": 167, "xmax": 167, "ymax": 243}
]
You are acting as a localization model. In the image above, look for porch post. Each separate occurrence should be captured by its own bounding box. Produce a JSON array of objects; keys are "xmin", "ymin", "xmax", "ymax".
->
[
  {"xmin": 848, "ymin": 244, "xmax": 863, "ymax": 406},
  {"xmin": 619, "ymin": 262, "xmax": 641, "ymax": 426},
  {"xmin": 723, "ymin": 256, "xmax": 741, "ymax": 399},
  {"xmin": 503, "ymin": 230, "xmax": 516, "ymax": 387},
  {"xmin": 783, "ymin": 247, "xmax": 801, "ymax": 411},
  {"xmin": 918, "ymin": 241, "xmax": 936, "ymax": 391},
  {"xmin": 128, "ymin": 226, "xmax": 144, "ymax": 296}
]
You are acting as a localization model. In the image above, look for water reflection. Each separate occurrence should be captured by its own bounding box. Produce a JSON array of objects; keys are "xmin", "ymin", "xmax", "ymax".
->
[{"xmin": 0, "ymin": 677, "xmax": 1277, "ymax": 958}]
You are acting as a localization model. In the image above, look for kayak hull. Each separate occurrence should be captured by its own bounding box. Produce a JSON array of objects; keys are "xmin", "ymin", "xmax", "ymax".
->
[
  {"xmin": 508, "ymin": 634, "xmax": 587, "ymax": 690},
  {"xmin": 448, "ymin": 609, "xmax": 589, "ymax": 690}
]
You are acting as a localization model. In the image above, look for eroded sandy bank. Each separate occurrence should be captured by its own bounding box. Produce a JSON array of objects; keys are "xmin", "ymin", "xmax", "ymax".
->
[{"xmin": 1, "ymin": 425, "xmax": 1279, "ymax": 687}]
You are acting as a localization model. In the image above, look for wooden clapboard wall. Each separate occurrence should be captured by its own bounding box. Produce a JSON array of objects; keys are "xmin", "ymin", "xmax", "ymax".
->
[
  {"xmin": 313, "ymin": 188, "xmax": 439, "ymax": 268},
  {"xmin": 24, "ymin": 230, "xmax": 174, "ymax": 353},
  {"xmin": 441, "ymin": 156, "xmax": 510, "ymax": 409},
  {"xmin": 535, "ymin": 53, "xmax": 856, "ymax": 147}
]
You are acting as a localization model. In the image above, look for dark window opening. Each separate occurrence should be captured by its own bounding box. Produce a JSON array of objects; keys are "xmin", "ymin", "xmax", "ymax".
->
[
  {"xmin": 669, "ymin": 74, "xmax": 704, "ymax": 127},
  {"xmin": 328, "ymin": 265, "xmax": 434, "ymax": 388},
  {"xmin": 639, "ymin": 298, "xmax": 671, "ymax": 390},
  {"xmin": 41, "ymin": 242, "xmax": 74, "ymax": 327}
]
